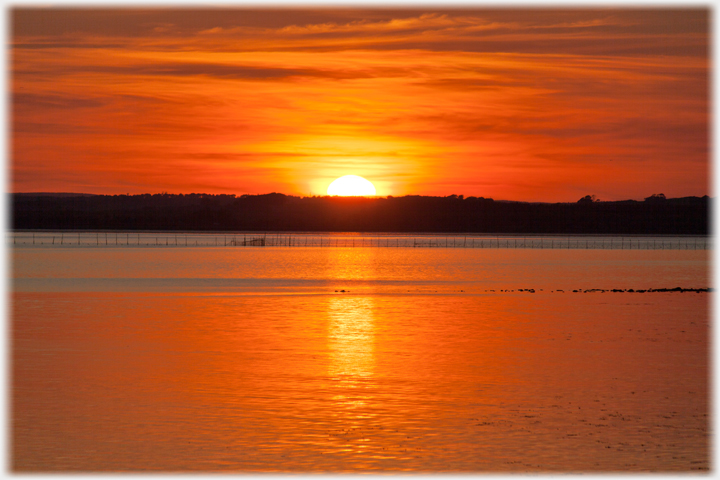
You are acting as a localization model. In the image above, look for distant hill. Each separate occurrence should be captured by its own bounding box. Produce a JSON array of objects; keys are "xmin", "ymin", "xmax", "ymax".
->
[{"xmin": 10, "ymin": 192, "xmax": 710, "ymax": 234}]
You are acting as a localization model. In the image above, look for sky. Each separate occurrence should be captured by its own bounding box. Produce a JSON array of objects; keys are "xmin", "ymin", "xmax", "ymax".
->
[{"xmin": 10, "ymin": 7, "xmax": 710, "ymax": 202}]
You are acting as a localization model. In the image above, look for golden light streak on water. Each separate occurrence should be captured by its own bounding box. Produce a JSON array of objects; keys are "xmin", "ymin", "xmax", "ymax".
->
[{"xmin": 328, "ymin": 296, "xmax": 376, "ymax": 380}]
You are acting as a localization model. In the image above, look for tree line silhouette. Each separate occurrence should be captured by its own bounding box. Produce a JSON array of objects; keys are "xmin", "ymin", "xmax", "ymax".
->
[{"xmin": 11, "ymin": 192, "xmax": 709, "ymax": 234}]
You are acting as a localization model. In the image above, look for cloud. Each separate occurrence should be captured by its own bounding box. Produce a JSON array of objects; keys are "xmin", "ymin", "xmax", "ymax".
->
[
  {"xmin": 12, "ymin": 9, "xmax": 707, "ymax": 58},
  {"xmin": 13, "ymin": 92, "xmax": 107, "ymax": 109},
  {"xmin": 13, "ymin": 58, "xmax": 387, "ymax": 81},
  {"xmin": 9, "ymin": 8, "xmax": 710, "ymax": 200}
]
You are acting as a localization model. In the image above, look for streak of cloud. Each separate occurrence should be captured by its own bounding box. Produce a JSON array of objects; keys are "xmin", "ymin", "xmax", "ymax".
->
[{"xmin": 10, "ymin": 8, "xmax": 709, "ymax": 201}]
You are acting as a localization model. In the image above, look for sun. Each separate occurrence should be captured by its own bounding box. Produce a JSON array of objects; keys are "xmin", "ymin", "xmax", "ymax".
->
[{"xmin": 327, "ymin": 175, "xmax": 377, "ymax": 196}]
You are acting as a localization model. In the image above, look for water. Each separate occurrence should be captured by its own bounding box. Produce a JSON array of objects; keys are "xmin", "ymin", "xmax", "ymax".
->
[
  {"xmin": 8, "ymin": 231, "xmax": 711, "ymax": 250},
  {"xmin": 11, "ymin": 235, "xmax": 710, "ymax": 472}
]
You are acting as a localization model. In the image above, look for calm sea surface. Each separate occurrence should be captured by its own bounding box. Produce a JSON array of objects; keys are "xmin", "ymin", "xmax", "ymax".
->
[{"xmin": 11, "ymin": 235, "xmax": 710, "ymax": 472}]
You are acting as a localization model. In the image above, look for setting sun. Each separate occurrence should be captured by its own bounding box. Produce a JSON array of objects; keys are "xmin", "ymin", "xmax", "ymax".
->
[
  {"xmin": 327, "ymin": 175, "xmax": 377, "ymax": 196},
  {"xmin": 8, "ymin": 8, "xmax": 710, "ymax": 475}
]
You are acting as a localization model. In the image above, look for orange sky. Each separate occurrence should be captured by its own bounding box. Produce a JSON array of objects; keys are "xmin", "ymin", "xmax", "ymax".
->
[{"xmin": 10, "ymin": 8, "xmax": 709, "ymax": 202}]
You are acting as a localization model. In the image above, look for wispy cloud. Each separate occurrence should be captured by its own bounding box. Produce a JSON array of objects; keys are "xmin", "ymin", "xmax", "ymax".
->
[{"xmin": 10, "ymin": 8, "xmax": 709, "ymax": 201}]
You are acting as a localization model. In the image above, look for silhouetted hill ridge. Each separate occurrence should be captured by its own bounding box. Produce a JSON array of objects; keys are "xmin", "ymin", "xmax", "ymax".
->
[{"xmin": 10, "ymin": 193, "xmax": 709, "ymax": 234}]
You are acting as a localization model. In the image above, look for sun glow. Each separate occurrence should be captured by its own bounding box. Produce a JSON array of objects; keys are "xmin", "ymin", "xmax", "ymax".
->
[{"xmin": 327, "ymin": 175, "xmax": 377, "ymax": 196}]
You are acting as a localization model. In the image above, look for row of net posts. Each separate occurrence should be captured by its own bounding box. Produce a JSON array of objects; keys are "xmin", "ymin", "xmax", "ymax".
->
[{"xmin": 10, "ymin": 233, "xmax": 709, "ymax": 249}]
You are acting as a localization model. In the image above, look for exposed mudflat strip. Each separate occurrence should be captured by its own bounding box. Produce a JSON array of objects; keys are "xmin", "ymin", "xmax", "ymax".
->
[{"xmin": 489, "ymin": 287, "xmax": 712, "ymax": 293}]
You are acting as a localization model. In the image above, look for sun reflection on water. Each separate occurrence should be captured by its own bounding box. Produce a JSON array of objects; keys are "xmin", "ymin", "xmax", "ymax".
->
[
  {"xmin": 323, "ymin": 295, "xmax": 384, "ymax": 461},
  {"xmin": 327, "ymin": 296, "xmax": 376, "ymax": 381}
]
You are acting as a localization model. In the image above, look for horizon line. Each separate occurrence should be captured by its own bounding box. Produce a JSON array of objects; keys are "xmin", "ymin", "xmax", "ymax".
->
[{"xmin": 10, "ymin": 191, "xmax": 712, "ymax": 204}]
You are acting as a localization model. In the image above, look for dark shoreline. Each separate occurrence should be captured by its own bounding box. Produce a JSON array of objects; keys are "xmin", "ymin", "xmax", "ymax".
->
[{"xmin": 11, "ymin": 192, "xmax": 709, "ymax": 234}]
